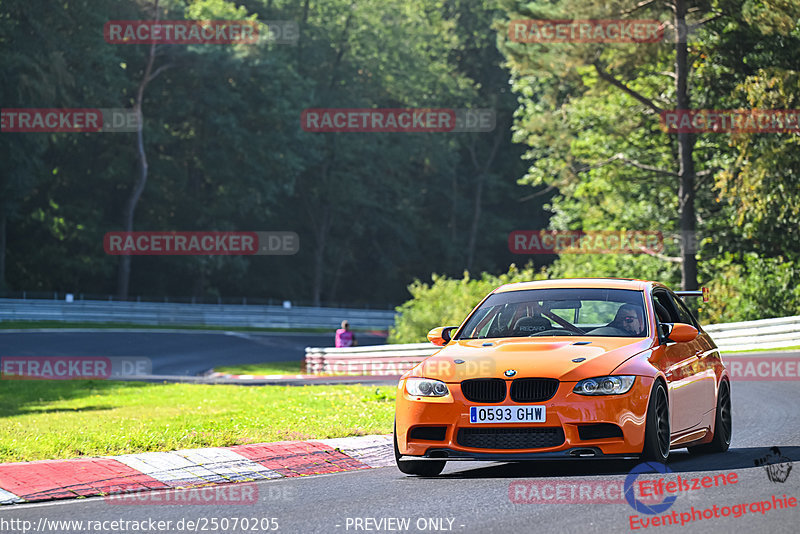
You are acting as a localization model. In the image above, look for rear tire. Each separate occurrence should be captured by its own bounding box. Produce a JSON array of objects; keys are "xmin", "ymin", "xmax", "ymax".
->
[
  {"xmin": 394, "ymin": 424, "xmax": 446, "ymax": 476},
  {"xmin": 688, "ymin": 380, "xmax": 731, "ymax": 454},
  {"xmin": 642, "ymin": 381, "xmax": 670, "ymax": 462}
]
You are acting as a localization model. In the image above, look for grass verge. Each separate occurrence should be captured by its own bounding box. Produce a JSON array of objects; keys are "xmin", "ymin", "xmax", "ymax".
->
[
  {"xmin": 0, "ymin": 380, "xmax": 395, "ymax": 463},
  {"xmin": 719, "ymin": 345, "xmax": 800, "ymax": 354},
  {"xmin": 214, "ymin": 361, "xmax": 305, "ymax": 375},
  {"xmin": 213, "ymin": 361, "xmax": 399, "ymax": 377}
]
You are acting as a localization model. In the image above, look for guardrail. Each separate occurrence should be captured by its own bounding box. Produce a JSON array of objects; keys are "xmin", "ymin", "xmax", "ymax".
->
[
  {"xmin": 704, "ymin": 315, "xmax": 800, "ymax": 352},
  {"xmin": 304, "ymin": 315, "xmax": 800, "ymax": 375},
  {"xmin": 304, "ymin": 343, "xmax": 436, "ymax": 375},
  {"xmin": 0, "ymin": 298, "xmax": 396, "ymax": 330}
]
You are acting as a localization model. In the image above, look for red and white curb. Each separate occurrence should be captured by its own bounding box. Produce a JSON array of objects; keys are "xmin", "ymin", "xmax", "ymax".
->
[{"xmin": 0, "ymin": 435, "xmax": 393, "ymax": 505}]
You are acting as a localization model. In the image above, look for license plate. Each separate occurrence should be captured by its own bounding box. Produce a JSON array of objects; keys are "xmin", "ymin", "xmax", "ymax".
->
[{"xmin": 469, "ymin": 405, "xmax": 546, "ymax": 424}]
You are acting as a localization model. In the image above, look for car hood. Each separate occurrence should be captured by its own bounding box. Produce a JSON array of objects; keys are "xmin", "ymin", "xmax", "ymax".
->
[{"xmin": 412, "ymin": 337, "xmax": 653, "ymax": 383}]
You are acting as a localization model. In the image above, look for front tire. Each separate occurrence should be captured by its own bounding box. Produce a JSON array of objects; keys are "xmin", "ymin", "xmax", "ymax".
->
[
  {"xmin": 642, "ymin": 380, "xmax": 670, "ymax": 462},
  {"xmin": 393, "ymin": 424, "xmax": 446, "ymax": 476},
  {"xmin": 688, "ymin": 380, "xmax": 731, "ymax": 454}
]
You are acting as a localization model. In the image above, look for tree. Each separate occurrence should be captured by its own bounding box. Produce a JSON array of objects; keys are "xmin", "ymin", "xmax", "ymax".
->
[
  {"xmin": 0, "ymin": 0, "xmax": 132, "ymax": 292},
  {"xmin": 116, "ymin": 0, "xmax": 174, "ymax": 299},
  {"xmin": 499, "ymin": 0, "xmax": 734, "ymax": 290}
]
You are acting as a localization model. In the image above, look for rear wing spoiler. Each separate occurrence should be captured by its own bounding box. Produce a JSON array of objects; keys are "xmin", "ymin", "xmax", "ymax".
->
[{"xmin": 675, "ymin": 287, "xmax": 709, "ymax": 302}]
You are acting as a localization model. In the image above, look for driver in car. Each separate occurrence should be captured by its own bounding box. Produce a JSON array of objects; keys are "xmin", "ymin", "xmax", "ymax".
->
[
  {"xmin": 612, "ymin": 304, "xmax": 644, "ymax": 336},
  {"xmin": 588, "ymin": 303, "xmax": 645, "ymax": 336}
]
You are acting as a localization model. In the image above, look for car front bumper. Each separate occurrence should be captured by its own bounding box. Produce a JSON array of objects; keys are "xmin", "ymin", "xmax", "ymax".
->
[{"xmin": 395, "ymin": 375, "xmax": 654, "ymax": 459}]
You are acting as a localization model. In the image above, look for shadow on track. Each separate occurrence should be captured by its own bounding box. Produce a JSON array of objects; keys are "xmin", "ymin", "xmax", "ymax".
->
[{"xmin": 430, "ymin": 446, "xmax": 800, "ymax": 479}]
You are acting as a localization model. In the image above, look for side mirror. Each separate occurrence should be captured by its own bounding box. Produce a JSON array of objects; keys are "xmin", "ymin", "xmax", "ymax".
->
[
  {"xmin": 427, "ymin": 326, "xmax": 458, "ymax": 346},
  {"xmin": 666, "ymin": 323, "xmax": 698, "ymax": 343}
]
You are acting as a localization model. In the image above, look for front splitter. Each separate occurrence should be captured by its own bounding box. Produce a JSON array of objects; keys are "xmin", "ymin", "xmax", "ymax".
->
[{"xmin": 399, "ymin": 447, "xmax": 638, "ymax": 461}]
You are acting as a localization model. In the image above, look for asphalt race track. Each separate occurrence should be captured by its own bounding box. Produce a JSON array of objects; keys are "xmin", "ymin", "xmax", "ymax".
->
[
  {"xmin": 1, "ymin": 351, "xmax": 799, "ymax": 533},
  {"xmin": 0, "ymin": 330, "xmax": 386, "ymax": 375}
]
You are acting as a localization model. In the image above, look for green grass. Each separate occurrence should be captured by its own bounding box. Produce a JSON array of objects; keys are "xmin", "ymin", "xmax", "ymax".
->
[
  {"xmin": 0, "ymin": 380, "xmax": 395, "ymax": 463},
  {"xmin": 213, "ymin": 361, "xmax": 370, "ymax": 377},
  {"xmin": 214, "ymin": 361, "xmax": 305, "ymax": 375},
  {"xmin": 0, "ymin": 320, "xmax": 340, "ymax": 333},
  {"xmin": 719, "ymin": 345, "xmax": 800, "ymax": 354}
]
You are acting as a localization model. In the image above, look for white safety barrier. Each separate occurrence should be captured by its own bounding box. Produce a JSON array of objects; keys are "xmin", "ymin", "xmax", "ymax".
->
[
  {"xmin": 304, "ymin": 315, "xmax": 800, "ymax": 375},
  {"xmin": 704, "ymin": 315, "xmax": 800, "ymax": 352},
  {"xmin": 0, "ymin": 298, "xmax": 396, "ymax": 330},
  {"xmin": 304, "ymin": 343, "xmax": 437, "ymax": 375}
]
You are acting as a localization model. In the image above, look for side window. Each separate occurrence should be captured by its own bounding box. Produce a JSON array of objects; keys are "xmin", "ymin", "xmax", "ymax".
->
[
  {"xmin": 671, "ymin": 294, "xmax": 699, "ymax": 327},
  {"xmin": 652, "ymin": 291, "xmax": 679, "ymax": 323}
]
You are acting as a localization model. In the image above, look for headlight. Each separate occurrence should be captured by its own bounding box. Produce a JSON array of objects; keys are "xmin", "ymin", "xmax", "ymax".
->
[
  {"xmin": 406, "ymin": 378, "xmax": 450, "ymax": 397},
  {"xmin": 573, "ymin": 376, "xmax": 635, "ymax": 395}
]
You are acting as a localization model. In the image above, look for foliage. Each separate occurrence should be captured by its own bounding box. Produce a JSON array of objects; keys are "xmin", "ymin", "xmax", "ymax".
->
[
  {"xmin": 389, "ymin": 250, "xmax": 800, "ymax": 342},
  {"xmin": 0, "ymin": 0, "xmax": 541, "ymax": 306},
  {"xmin": 702, "ymin": 253, "xmax": 800, "ymax": 323},
  {"xmin": 491, "ymin": 0, "xmax": 800, "ymax": 319},
  {"xmin": 547, "ymin": 253, "xmax": 680, "ymax": 288},
  {"xmin": 388, "ymin": 263, "xmax": 546, "ymax": 343},
  {"xmin": 1, "ymin": 0, "xmax": 797, "ymax": 322}
]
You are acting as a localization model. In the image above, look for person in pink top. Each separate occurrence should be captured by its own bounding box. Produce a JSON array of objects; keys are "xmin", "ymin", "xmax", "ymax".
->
[{"xmin": 335, "ymin": 320, "xmax": 357, "ymax": 347}]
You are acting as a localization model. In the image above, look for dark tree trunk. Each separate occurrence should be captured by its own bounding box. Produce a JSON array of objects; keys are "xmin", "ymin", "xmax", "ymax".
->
[
  {"xmin": 116, "ymin": 101, "xmax": 149, "ymax": 300},
  {"xmin": 465, "ymin": 129, "xmax": 503, "ymax": 272},
  {"xmin": 310, "ymin": 205, "xmax": 331, "ymax": 307},
  {"xmin": 675, "ymin": 0, "xmax": 698, "ymax": 290},
  {"xmin": 306, "ymin": 158, "xmax": 333, "ymax": 307},
  {"xmin": 449, "ymin": 167, "xmax": 459, "ymax": 270},
  {"xmin": 116, "ymin": 0, "xmax": 170, "ymax": 300},
  {"xmin": 466, "ymin": 175, "xmax": 484, "ymax": 273},
  {"xmin": 328, "ymin": 251, "xmax": 346, "ymax": 303}
]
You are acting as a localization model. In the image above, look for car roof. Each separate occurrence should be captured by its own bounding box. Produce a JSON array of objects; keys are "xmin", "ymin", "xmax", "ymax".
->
[{"xmin": 494, "ymin": 278, "xmax": 655, "ymax": 293}]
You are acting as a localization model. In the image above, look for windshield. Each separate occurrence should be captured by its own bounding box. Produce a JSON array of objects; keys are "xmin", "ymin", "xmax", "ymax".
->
[{"xmin": 456, "ymin": 288, "xmax": 648, "ymax": 339}]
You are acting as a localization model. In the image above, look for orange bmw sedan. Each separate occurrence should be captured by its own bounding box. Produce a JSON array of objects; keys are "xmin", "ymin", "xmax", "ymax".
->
[{"xmin": 394, "ymin": 278, "xmax": 731, "ymax": 476}]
